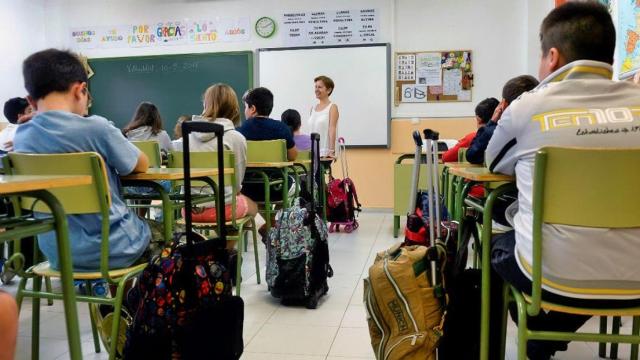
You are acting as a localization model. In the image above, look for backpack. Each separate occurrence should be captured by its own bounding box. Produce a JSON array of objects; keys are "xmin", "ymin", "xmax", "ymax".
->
[
  {"xmin": 266, "ymin": 197, "xmax": 333, "ymax": 308},
  {"xmin": 364, "ymin": 244, "xmax": 445, "ymax": 360}
]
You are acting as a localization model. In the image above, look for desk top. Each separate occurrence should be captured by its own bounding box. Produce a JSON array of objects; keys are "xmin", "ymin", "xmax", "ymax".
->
[
  {"xmin": 121, "ymin": 168, "xmax": 232, "ymax": 181},
  {"xmin": 443, "ymin": 162, "xmax": 483, "ymax": 169},
  {"xmin": 0, "ymin": 175, "xmax": 93, "ymax": 194},
  {"xmin": 246, "ymin": 162, "xmax": 294, "ymax": 168},
  {"xmin": 447, "ymin": 167, "xmax": 515, "ymax": 182}
]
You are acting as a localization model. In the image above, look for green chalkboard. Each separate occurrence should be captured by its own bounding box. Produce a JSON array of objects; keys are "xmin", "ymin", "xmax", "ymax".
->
[{"xmin": 88, "ymin": 51, "xmax": 253, "ymax": 135}]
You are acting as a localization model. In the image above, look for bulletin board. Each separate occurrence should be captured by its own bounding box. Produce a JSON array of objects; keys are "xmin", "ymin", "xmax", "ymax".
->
[{"xmin": 394, "ymin": 50, "xmax": 473, "ymax": 105}]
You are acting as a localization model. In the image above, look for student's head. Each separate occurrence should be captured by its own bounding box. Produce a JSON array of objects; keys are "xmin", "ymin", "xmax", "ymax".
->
[
  {"xmin": 538, "ymin": 2, "xmax": 615, "ymax": 80},
  {"xmin": 474, "ymin": 97, "xmax": 500, "ymax": 127},
  {"xmin": 124, "ymin": 102, "xmax": 164, "ymax": 135},
  {"xmin": 281, "ymin": 109, "xmax": 301, "ymax": 134},
  {"xmin": 174, "ymin": 115, "xmax": 190, "ymax": 139},
  {"xmin": 3, "ymin": 97, "xmax": 32, "ymax": 124},
  {"xmin": 22, "ymin": 49, "xmax": 90, "ymax": 115},
  {"xmin": 242, "ymin": 87, "xmax": 273, "ymax": 118},
  {"xmin": 314, "ymin": 75, "xmax": 334, "ymax": 99},
  {"xmin": 502, "ymin": 75, "xmax": 539, "ymax": 106},
  {"xmin": 202, "ymin": 83, "xmax": 240, "ymax": 125}
]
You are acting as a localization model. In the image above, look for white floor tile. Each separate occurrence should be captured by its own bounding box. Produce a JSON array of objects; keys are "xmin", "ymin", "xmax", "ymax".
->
[
  {"xmin": 328, "ymin": 327, "xmax": 376, "ymax": 358},
  {"xmin": 245, "ymin": 324, "xmax": 338, "ymax": 355},
  {"xmin": 341, "ymin": 304, "xmax": 368, "ymax": 328}
]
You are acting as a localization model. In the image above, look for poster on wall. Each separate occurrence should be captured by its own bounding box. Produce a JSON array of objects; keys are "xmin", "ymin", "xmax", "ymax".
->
[
  {"xmin": 281, "ymin": 8, "xmax": 378, "ymax": 47},
  {"xmin": 98, "ymin": 25, "xmax": 129, "ymax": 48},
  {"xmin": 154, "ymin": 21, "xmax": 188, "ymax": 46},
  {"xmin": 217, "ymin": 17, "xmax": 251, "ymax": 42},
  {"xmin": 127, "ymin": 24, "xmax": 157, "ymax": 47},
  {"xmin": 70, "ymin": 27, "xmax": 100, "ymax": 49}
]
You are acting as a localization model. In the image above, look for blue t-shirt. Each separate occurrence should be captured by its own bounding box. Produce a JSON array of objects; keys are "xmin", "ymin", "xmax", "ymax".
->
[
  {"xmin": 237, "ymin": 117, "xmax": 295, "ymax": 149},
  {"xmin": 14, "ymin": 111, "xmax": 150, "ymax": 271}
]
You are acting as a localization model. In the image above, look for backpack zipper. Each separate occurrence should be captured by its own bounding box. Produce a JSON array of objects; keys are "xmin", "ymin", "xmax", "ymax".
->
[
  {"xmin": 383, "ymin": 333, "xmax": 424, "ymax": 360},
  {"xmin": 382, "ymin": 257, "xmax": 419, "ymax": 333},
  {"xmin": 364, "ymin": 278, "xmax": 387, "ymax": 360}
]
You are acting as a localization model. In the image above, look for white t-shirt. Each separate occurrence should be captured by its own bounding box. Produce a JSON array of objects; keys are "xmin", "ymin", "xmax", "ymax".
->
[
  {"xmin": 0, "ymin": 124, "xmax": 18, "ymax": 151},
  {"xmin": 304, "ymin": 102, "xmax": 335, "ymax": 156}
]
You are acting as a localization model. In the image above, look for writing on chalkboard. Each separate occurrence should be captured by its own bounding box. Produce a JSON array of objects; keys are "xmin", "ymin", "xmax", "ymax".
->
[{"xmin": 126, "ymin": 62, "xmax": 200, "ymax": 74}]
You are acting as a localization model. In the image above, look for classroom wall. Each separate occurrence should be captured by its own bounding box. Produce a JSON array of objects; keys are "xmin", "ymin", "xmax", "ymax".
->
[
  {"xmin": 0, "ymin": 0, "xmax": 46, "ymax": 122},
  {"xmin": 30, "ymin": 0, "xmax": 556, "ymax": 208}
]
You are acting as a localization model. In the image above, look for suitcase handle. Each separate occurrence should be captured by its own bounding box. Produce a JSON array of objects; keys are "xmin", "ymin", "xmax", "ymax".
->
[
  {"xmin": 181, "ymin": 121, "xmax": 226, "ymax": 245},
  {"xmin": 412, "ymin": 131, "xmax": 423, "ymax": 147}
]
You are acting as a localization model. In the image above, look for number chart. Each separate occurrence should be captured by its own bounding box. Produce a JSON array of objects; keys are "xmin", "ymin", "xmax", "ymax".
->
[{"xmin": 394, "ymin": 50, "xmax": 473, "ymax": 105}]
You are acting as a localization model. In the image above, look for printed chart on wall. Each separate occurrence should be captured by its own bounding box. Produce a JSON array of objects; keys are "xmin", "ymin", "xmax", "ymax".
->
[
  {"xmin": 394, "ymin": 50, "xmax": 473, "ymax": 105},
  {"xmin": 616, "ymin": 0, "xmax": 640, "ymax": 79}
]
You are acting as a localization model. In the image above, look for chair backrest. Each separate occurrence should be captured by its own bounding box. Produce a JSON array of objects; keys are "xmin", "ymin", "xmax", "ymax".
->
[
  {"xmin": 6, "ymin": 152, "xmax": 111, "ymax": 215},
  {"xmin": 457, "ymin": 147, "xmax": 468, "ymax": 163},
  {"xmin": 132, "ymin": 140, "xmax": 162, "ymax": 168},
  {"xmin": 246, "ymin": 140, "xmax": 287, "ymax": 162},
  {"xmin": 534, "ymin": 147, "xmax": 640, "ymax": 228},
  {"xmin": 297, "ymin": 150, "xmax": 311, "ymax": 161},
  {"xmin": 167, "ymin": 150, "xmax": 235, "ymax": 189}
]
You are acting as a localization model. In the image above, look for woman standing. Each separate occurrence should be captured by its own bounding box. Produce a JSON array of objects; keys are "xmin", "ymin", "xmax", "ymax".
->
[{"xmin": 305, "ymin": 75, "xmax": 339, "ymax": 157}]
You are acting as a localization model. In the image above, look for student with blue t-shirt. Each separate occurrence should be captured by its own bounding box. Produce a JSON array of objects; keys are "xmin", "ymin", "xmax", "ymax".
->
[{"xmin": 14, "ymin": 48, "xmax": 153, "ymax": 272}]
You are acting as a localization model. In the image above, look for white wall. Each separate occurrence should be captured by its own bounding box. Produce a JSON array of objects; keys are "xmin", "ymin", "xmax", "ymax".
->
[
  {"xmin": 393, "ymin": 0, "xmax": 528, "ymax": 118},
  {"xmin": 0, "ymin": 0, "xmax": 46, "ymax": 122},
  {"xmin": 525, "ymin": 0, "xmax": 555, "ymax": 76}
]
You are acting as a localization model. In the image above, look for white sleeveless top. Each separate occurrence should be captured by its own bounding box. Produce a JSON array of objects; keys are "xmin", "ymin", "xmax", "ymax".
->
[{"xmin": 305, "ymin": 102, "xmax": 334, "ymax": 156}]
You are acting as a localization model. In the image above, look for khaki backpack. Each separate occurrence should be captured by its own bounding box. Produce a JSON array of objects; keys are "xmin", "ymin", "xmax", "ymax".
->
[{"xmin": 364, "ymin": 244, "xmax": 445, "ymax": 360}]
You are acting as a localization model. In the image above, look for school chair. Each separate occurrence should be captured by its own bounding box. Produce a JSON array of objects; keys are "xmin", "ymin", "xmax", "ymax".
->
[
  {"xmin": 6, "ymin": 152, "xmax": 148, "ymax": 360},
  {"xmin": 498, "ymin": 147, "xmax": 640, "ymax": 360},
  {"xmin": 131, "ymin": 140, "xmax": 162, "ymax": 168},
  {"xmin": 244, "ymin": 140, "xmax": 291, "ymax": 231},
  {"xmin": 168, "ymin": 151, "xmax": 260, "ymax": 296}
]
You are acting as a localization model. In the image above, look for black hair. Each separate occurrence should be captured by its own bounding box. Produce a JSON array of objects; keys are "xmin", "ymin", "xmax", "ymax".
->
[
  {"xmin": 281, "ymin": 109, "xmax": 301, "ymax": 133},
  {"xmin": 540, "ymin": 1, "xmax": 615, "ymax": 64},
  {"xmin": 23, "ymin": 48, "xmax": 88, "ymax": 100},
  {"xmin": 3, "ymin": 97, "xmax": 30, "ymax": 124},
  {"xmin": 502, "ymin": 75, "xmax": 539, "ymax": 105},
  {"xmin": 474, "ymin": 98, "xmax": 500, "ymax": 124},
  {"xmin": 242, "ymin": 87, "xmax": 273, "ymax": 116}
]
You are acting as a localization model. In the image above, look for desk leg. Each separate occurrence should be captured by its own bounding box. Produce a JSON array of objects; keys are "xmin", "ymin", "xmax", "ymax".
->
[
  {"xmin": 36, "ymin": 190, "xmax": 82, "ymax": 360},
  {"xmin": 480, "ymin": 184, "xmax": 516, "ymax": 360},
  {"xmin": 393, "ymin": 216, "xmax": 400, "ymax": 238}
]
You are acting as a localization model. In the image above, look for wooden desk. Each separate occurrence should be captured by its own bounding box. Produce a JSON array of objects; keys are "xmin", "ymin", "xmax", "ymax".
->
[
  {"xmin": 247, "ymin": 161, "xmax": 293, "ymax": 168},
  {"xmin": 120, "ymin": 167, "xmax": 231, "ymax": 180},
  {"xmin": 447, "ymin": 167, "xmax": 514, "ymax": 182},
  {"xmin": 0, "ymin": 175, "xmax": 92, "ymax": 194},
  {"xmin": 0, "ymin": 175, "xmax": 90, "ymax": 360},
  {"xmin": 443, "ymin": 162, "xmax": 482, "ymax": 169}
]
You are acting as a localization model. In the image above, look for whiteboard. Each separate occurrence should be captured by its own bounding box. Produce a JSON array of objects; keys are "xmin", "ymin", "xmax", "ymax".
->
[{"xmin": 257, "ymin": 44, "xmax": 390, "ymax": 147}]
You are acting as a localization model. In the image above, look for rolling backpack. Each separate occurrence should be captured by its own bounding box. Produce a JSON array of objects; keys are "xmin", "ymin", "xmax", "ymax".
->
[
  {"xmin": 326, "ymin": 137, "xmax": 362, "ymax": 233},
  {"xmin": 123, "ymin": 121, "xmax": 244, "ymax": 359},
  {"xmin": 266, "ymin": 132, "xmax": 333, "ymax": 309}
]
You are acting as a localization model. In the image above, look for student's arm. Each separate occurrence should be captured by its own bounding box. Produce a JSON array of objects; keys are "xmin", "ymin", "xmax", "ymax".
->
[
  {"xmin": 465, "ymin": 128, "xmax": 487, "ymax": 164},
  {"xmin": 283, "ymin": 123, "xmax": 298, "ymax": 161},
  {"xmin": 287, "ymin": 146, "xmax": 298, "ymax": 161},
  {"xmin": 0, "ymin": 292, "xmax": 18, "ymax": 360},
  {"xmin": 442, "ymin": 132, "xmax": 473, "ymax": 163},
  {"xmin": 486, "ymin": 107, "xmax": 519, "ymax": 175},
  {"xmin": 328, "ymin": 104, "xmax": 339, "ymax": 155},
  {"xmin": 132, "ymin": 151, "xmax": 149, "ymax": 173}
]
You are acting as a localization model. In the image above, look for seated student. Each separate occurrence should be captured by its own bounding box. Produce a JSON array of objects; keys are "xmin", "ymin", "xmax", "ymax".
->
[
  {"xmin": 237, "ymin": 87, "xmax": 298, "ymax": 202},
  {"xmin": 185, "ymin": 83, "xmax": 258, "ymax": 222},
  {"xmin": 466, "ymin": 75, "xmax": 539, "ymax": 165},
  {"xmin": 14, "ymin": 48, "xmax": 154, "ymax": 271},
  {"xmin": 442, "ymin": 98, "xmax": 499, "ymax": 163},
  {"xmin": 123, "ymin": 101, "xmax": 174, "ymax": 154},
  {"xmin": 0, "ymin": 291, "xmax": 17, "ymax": 360},
  {"xmin": 282, "ymin": 108, "xmax": 311, "ymax": 151},
  {"xmin": 486, "ymin": 3, "xmax": 640, "ymax": 359},
  {"xmin": 1, "ymin": 97, "xmax": 32, "ymax": 152}
]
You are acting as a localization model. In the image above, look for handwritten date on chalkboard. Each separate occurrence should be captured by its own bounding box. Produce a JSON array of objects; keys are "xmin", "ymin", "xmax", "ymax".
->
[{"xmin": 126, "ymin": 62, "xmax": 199, "ymax": 74}]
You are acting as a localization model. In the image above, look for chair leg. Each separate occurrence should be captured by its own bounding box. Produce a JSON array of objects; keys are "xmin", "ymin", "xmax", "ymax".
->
[
  {"xmin": 599, "ymin": 316, "xmax": 608, "ymax": 358},
  {"xmin": 235, "ymin": 233, "xmax": 243, "ymax": 297},
  {"xmin": 251, "ymin": 219, "xmax": 261, "ymax": 284},
  {"xmin": 514, "ymin": 291, "xmax": 528, "ymax": 360},
  {"xmin": 87, "ymin": 281, "xmax": 102, "ymax": 354},
  {"xmin": 31, "ymin": 276, "xmax": 43, "ymax": 360},
  {"xmin": 108, "ymin": 282, "xmax": 126, "ymax": 360},
  {"xmin": 393, "ymin": 216, "xmax": 399, "ymax": 238},
  {"xmin": 611, "ymin": 316, "xmax": 622, "ymax": 359},
  {"xmin": 45, "ymin": 277, "xmax": 53, "ymax": 306},
  {"xmin": 244, "ymin": 231, "xmax": 248, "ymax": 252},
  {"xmin": 16, "ymin": 275, "xmax": 28, "ymax": 311},
  {"xmin": 499, "ymin": 283, "xmax": 510, "ymax": 360},
  {"xmin": 631, "ymin": 316, "xmax": 640, "ymax": 360}
]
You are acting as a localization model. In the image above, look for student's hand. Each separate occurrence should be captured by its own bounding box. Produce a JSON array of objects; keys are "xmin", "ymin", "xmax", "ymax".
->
[
  {"xmin": 491, "ymin": 103, "xmax": 506, "ymax": 122},
  {"xmin": 3, "ymin": 141, "xmax": 13, "ymax": 152},
  {"xmin": 17, "ymin": 112, "xmax": 36, "ymax": 124}
]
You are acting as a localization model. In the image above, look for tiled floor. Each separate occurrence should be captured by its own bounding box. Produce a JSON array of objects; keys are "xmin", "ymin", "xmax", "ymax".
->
[{"xmin": 2, "ymin": 210, "xmax": 637, "ymax": 359}]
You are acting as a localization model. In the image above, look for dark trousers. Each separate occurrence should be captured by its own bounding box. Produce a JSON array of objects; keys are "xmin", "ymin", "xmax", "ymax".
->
[{"xmin": 490, "ymin": 231, "xmax": 640, "ymax": 359}]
